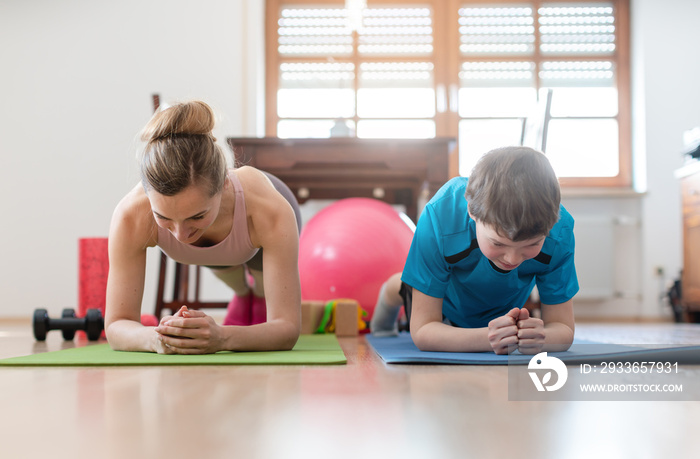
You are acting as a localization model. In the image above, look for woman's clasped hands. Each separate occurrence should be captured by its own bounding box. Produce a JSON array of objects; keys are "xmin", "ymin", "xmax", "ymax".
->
[{"xmin": 153, "ymin": 306, "xmax": 224, "ymax": 355}]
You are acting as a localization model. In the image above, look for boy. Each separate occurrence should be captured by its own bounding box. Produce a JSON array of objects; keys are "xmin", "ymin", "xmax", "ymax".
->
[{"xmin": 371, "ymin": 146, "xmax": 577, "ymax": 355}]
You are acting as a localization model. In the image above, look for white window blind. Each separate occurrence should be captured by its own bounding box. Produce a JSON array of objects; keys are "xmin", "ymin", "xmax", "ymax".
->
[
  {"xmin": 266, "ymin": 0, "xmax": 631, "ymax": 187},
  {"xmin": 274, "ymin": 2, "xmax": 437, "ymax": 139}
]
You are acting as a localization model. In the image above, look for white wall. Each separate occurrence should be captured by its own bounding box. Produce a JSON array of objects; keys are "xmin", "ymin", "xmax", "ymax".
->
[
  {"xmin": 0, "ymin": 0, "xmax": 698, "ymax": 320},
  {"xmin": 556, "ymin": 0, "xmax": 700, "ymax": 320},
  {"xmin": 0, "ymin": 0, "xmax": 264, "ymax": 317},
  {"xmin": 562, "ymin": 194, "xmax": 645, "ymax": 319},
  {"xmin": 633, "ymin": 0, "xmax": 700, "ymax": 317}
]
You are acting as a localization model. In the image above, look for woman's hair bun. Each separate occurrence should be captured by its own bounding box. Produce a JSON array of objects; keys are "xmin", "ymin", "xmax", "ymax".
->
[{"xmin": 141, "ymin": 100, "xmax": 216, "ymax": 142}]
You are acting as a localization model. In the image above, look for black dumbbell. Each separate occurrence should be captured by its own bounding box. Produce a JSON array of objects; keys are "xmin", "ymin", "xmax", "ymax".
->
[{"xmin": 33, "ymin": 308, "xmax": 104, "ymax": 341}]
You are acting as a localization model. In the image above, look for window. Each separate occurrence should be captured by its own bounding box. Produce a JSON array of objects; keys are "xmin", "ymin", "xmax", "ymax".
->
[
  {"xmin": 270, "ymin": 2, "xmax": 438, "ymax": 140},
  {"xmin": 266, "ymin": 0, "xmax": 631, "ymax": 188}
]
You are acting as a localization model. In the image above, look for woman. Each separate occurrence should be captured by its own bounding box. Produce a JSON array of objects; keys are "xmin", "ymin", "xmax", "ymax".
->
[{"xmin": 105, "ymin": 101, "xmax": 301, "ymax": 354}]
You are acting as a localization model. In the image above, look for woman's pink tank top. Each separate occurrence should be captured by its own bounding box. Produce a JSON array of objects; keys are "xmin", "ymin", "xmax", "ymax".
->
[{"xmin": 156, "ymin": 171, "xmax": 260, "ymax": 266}]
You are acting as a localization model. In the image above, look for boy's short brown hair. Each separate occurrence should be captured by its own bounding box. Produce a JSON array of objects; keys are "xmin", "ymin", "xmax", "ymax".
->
[{"xmin": 465, "ymin": 146, "xmax": 561, "ymax": 241}]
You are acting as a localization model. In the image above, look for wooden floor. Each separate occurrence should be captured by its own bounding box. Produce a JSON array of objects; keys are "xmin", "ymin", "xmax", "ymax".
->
[{"xmin": 2, "ymin": 319, "xmax": 700, "ymax": 459}]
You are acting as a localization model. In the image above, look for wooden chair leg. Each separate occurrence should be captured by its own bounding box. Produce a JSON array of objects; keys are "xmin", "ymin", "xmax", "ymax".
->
[
  {"xmin": 154, "ymin": 251, "xmax": 230, "ymax": 316},
  {"xmin": 154, "ymin": 251, "xmax": 168, "ymax": 319},
  {"xmin": 195, "ymin": 266, "xmax": 202, "ymax": 302}
]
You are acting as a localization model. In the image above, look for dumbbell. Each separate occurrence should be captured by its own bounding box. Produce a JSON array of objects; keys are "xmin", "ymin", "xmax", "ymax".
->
[{"xmin": 33, "ymin": 308, "xmax": 104, "ymax": 341}]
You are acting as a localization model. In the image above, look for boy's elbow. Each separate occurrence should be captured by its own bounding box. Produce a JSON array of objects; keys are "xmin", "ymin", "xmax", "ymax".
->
[
  {"xmin": 410, "ymin": 326, "xmax": 433, "ymax": 352},
  {"xmin": 547, "ymin": 341, "xmax": 573, "ymax": 352},
  {"xmin": 545, "ymin": 325, "xmax": 575, "ymax": 352}
]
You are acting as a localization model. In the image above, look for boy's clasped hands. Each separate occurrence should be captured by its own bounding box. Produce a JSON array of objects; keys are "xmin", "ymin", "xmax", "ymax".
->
[{"xmin": 487, "ymin": 307, "xmax": 545, "ymax": 355}]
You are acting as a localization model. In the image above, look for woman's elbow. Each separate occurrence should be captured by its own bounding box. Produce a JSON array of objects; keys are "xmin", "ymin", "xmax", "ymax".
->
[{"xmin": 276, "ymin": 321, "xmax": 300, "ymax": 351}]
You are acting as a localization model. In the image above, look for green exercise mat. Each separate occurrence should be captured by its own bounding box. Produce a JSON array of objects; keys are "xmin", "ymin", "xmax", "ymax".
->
[{"xmin": 0, "ymin": 334, "xmax": 346, "ymax": 366}]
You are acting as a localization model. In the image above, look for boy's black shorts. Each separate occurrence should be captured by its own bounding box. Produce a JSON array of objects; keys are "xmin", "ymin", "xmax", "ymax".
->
[
  {"xmin": 399, "ymin": 282, "xmax": 455, "ymax": 330},
  {"xmin": 399, "ymin": 282, "xmax": 413, "ymax": 331}
]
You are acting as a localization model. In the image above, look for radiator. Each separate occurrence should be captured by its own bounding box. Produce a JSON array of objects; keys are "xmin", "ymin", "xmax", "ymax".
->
[{"xmin": 573, "ymin": 216, "xmax": 640, "ymax": 300}]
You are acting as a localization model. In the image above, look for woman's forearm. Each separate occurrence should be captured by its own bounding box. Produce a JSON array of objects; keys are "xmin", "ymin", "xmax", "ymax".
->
[
  {"xmin": 220, "ymin": 318, "xmax": 300, "ymax": 352},
  {"xmin": 105, "ymin": 319, "xmax": 158, "ymax": 353}
]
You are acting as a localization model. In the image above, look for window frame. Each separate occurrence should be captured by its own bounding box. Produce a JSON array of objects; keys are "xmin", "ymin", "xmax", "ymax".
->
[{"xmin": 265, "ymin": 0, "xmax": 632, "ymax": 188}]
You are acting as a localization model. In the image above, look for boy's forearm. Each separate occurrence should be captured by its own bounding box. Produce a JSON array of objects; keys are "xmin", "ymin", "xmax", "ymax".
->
[
  {"xmin": 540, "ymin": 299, "xmax": 576, "ymax": 352},
  {"xmin": 411, "ymin": 321, "xmax": 493, "ymax": 353},
  {"xmin": 543, "ymin": 321, "xmax": 575, "ymax": 352}
]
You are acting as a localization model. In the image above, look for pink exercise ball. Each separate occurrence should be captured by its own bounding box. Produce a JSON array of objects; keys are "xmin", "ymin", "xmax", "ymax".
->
[{"xmin": 299, "ymin": 198, "xmax": 415, "ymax": 320}]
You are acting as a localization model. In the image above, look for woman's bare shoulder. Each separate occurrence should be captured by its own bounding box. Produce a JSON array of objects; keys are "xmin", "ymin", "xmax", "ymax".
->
[
  {"xmin": 233, "ymin": 167, "xmax": 298, "ymax": 246},
  {"xmin": 233, "ymin": 166, "xmax": 267, "ymax": 187},
  {"xmin": 234, "ymin": 167, "xmax": 285, "ymax": 208},
  {"xmin": 110, "ymin": 184, "xmax": 158, "ymax": 249}
]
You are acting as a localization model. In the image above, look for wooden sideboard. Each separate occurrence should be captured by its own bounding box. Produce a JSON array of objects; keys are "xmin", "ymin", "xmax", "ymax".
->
[
  {"xmin": 677, "ymin": 161, "xmax": 700, "ymax": 321},
  {"xmin": 226, "ymin": 137, "xmax": 455, "ymax": 222}
]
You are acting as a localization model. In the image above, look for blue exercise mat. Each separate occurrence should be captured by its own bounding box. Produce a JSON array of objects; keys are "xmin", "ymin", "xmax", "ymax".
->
[{"xmin": 366, "ymin": 333, "xmax": 700, "ymax": 365}]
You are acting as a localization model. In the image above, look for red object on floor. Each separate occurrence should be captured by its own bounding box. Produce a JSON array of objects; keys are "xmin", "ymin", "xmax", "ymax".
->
[
  {"xmin": 78, "ymin": 238, "xmax": 109, "ymax": 318},
  {"xmin": 140, "ymin": 314, "xmax": 159, "ymax": 327}
]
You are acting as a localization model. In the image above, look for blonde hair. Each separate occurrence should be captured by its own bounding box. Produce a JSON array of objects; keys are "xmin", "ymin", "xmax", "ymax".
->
[
  {"xmin": 139, "ymin": 100, "xmax": 227, "ymax": 197},
  {"xmin": 465, "ymin": 146, "xmax": 561, "ymax": 241}
]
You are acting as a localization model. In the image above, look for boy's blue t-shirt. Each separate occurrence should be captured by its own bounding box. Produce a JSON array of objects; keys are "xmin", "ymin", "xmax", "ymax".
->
[{"xmin": 401, "ymin": 177, "xmax": 579, "ymax": 329}]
